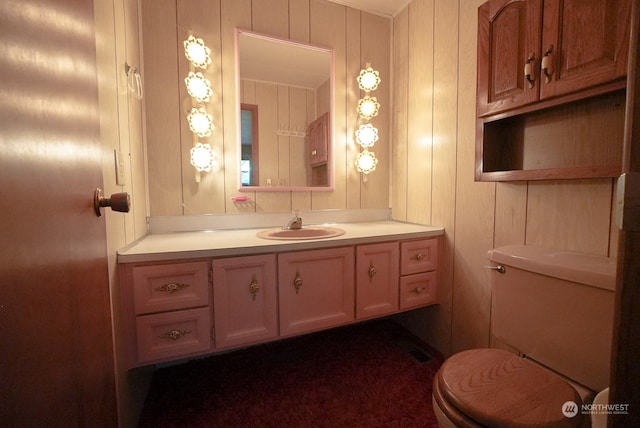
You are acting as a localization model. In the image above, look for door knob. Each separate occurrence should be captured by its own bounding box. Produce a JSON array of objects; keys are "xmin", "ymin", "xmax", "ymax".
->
[{"xmin": 94, "ymin": 188, "xmax": 130, "ymax": 217}]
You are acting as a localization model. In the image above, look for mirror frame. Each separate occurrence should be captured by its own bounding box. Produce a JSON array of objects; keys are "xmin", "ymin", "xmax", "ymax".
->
[{"xmin": 235, "ymin": 29, "xmax": 335, "ymax": 192}]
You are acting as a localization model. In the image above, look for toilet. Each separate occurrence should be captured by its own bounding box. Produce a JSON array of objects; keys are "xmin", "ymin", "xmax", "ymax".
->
[{"xmin": 433, "ymin": 245, "xmax": 616, "ymax": 428}]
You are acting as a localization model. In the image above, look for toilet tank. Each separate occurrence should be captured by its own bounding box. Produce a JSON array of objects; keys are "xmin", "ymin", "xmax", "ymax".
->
[{"xmin": 488, "ymin": 245, "xmax": 616, "ymax": 392}]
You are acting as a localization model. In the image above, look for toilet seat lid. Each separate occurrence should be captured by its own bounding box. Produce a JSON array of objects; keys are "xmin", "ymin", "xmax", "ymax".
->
[{"xmin": 437, "ymin": 348, "xmax": 583, "ymax": 428}]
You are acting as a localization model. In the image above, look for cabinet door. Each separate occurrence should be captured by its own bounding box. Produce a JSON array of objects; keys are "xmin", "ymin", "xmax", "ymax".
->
[
  {"xmin": 539, "ymin": 0, "xmax": 630, "ymax": 100},
  {"xmin": 212, "ymin": 254, "xmax": 278, "ymax": 349},
  {"xmin": 356, "ymin": 242, "xmax": 399, "ymax": 320},
  {"xmin": 477, "ymin": 0, "xmax": 543, "ymax": 116},
  {"xmin": 279, "ymin": 247, "xmax": 354, "ymax": 337},
  {"xmin": 308, "ymin": 112, "xmax": 329, "ymax": 166}
]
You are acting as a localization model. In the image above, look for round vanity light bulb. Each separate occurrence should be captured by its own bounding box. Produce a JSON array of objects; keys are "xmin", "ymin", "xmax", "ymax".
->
[
  {"xmin": 357, "ymin": 96, "xmax": 380, "ymax": 120},
  {"xmin": 355, "ymin": 149, "xmax": 378, "ymax": 174},
  {"xmin": 357, "ymin": 66, "xmax": 381, "ymax": 92},
  {"xmin": 185, "ymin": 72, "xmax": 213, "ymax": 103},
  {"xmin": 187, "ymin": 107, "xmax": 214, "ymax": 138},
  {"xmin": 355, "ymin": 123, "xmax": 379, "ymax": 148},
  {"xmin": 184, "ymin": 35, "xmax": 212, "ymax": 69},
  {"xmin": 190, "ymin": 142, "xmax": 216, "ymax": 172}
]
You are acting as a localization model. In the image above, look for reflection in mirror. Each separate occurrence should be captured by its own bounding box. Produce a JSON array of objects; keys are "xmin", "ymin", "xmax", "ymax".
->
[{"xmin": 236, "ymin": 30, "xmax": 333, "ymax": 191}]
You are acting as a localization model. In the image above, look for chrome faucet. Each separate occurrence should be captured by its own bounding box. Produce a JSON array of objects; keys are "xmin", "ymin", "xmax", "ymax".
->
[{"xmin": 284, "ymin": 211, "xmax": 303, "ymax": 230}]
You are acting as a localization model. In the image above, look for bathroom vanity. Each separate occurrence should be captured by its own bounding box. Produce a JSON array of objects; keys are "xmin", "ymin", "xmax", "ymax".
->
[{"xmin": 117, "ymin": 220, "xmax": 443, "ymax": 368}]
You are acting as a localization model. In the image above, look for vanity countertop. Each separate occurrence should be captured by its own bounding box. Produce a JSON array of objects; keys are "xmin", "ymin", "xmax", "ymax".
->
[{"xmin": 118, "ymin": 221, "xmax": 444, "ymax": 263}]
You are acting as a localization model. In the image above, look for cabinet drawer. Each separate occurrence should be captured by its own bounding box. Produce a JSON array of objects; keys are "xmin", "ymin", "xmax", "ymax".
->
[
  {"xmin": 135, "ymin": 307, "xmax": 212, "ymax": 364},
  {"xmin": 132, "ymin": 261, "xmax": 209, "ymax": 315},
  {"xmin": 400, "ymin": 271, "xmax": 438, "ymax": 310},
  {"xmin": 400, "ymin": 239, "xmax": 438, "ymax": 275}
]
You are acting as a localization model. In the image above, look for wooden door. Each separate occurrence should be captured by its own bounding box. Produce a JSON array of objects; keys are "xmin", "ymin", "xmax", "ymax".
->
[
  {"xmin": 356, "ymin": 242, "xmax": 399, "ymax": 319},
  {"xmin": 540, "ymin": 0, "xmax": 631, "ymax": 100},
  {"xmin": 0, "ymin": 0, "xmax": 117, "ymax": 425},
  {"xmin": 212, "ymin": 254, "xmax": 278, "ymax": 349},
  {"xmin": 610, "ymin": 1, "xmax": 640, "ymax": 426},
  {"xmin": 278, "ymin": 247, "xmax": 354, "ymax": 337},
  {"xmin": 477, "ymin": 0, "xmax": 543, "ymax": 116}
]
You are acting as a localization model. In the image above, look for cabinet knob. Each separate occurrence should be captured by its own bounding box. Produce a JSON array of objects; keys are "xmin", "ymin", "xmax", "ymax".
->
[
  {"xmin": 368, "ymin": 261, "xmax": 377, "ymax": 280},
  {"xmin": 249, "ymin": 275, "xmax": 260, "ymax": 301},
  {"xmin": 293, "ymin": 270, "xmax": 303, "ymax": 294},
  {"xmin": 410, "ymin": 287, "xmax": 424, "ymax": 295},
  {"xmin": 524, "ymin": 52, "xmax": 536, "ymax": 89},
  {"xmin": 415, "ymin": 253, "xmax": 425, "ymax": 262}
]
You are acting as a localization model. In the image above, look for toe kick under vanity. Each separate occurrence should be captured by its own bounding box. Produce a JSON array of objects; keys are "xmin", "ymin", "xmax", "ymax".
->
[{"xmin": 117, "ymin": 217, "xmax": 444, "ymax": 368}]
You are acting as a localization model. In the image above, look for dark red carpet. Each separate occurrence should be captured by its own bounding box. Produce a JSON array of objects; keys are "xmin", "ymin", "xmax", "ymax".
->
[{"xmin": 139, "ymin": 319, "xmax": 442, "ymax": 428}]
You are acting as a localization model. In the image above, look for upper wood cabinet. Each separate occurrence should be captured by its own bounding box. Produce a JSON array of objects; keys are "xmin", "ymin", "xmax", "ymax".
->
[
  {"xmin": 477, "ymin": 0, "xmax": 543, "ymax": 116},
  {"xmin": 477, "ymin": 0, "xmax": 630, "ymax": 117},
  {"xmin": 476, "ymin": 0, "xmax": 630, "ymax": 181},
  {"xmin": 539, "ymin": 0, "xmax": 630, "ymax": 101},
  {"xmin": 307, "ymin": 112, "xmax": 329, "ymax": 167}
]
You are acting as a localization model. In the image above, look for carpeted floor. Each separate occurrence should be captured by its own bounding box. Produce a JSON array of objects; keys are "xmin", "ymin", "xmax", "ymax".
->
[{"xmin": 139, "ymin": 319, "xmax": 442, "ymax": 428}]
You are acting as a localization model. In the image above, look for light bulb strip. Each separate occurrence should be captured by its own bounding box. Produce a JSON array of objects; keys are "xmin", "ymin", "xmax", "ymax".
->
[{"xmin": 184, "ymin": 35, "xmax": 216, "ymax": 174}]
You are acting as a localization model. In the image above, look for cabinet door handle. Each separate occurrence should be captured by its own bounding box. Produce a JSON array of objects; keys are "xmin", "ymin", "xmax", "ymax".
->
[
  {"xmin": 368, "ymin": 261, "xmax": 377, "ymax": 280},
  {"xmin": 155, "ymin": 282, "xmax": 190, "ymax": 293},
  {"xmin": 293, "ymin": 270, "xmax": 303, "ymax": 294},
  {"xmin": 249, "ymin": 275, "xmax": 260, "ymax": 301},
  {"xmin": 158, "ymin": 329, "xmax": 191, "ymax": 341},
  {"xmin": 541, "ymin": 45, "xmax": 554, "ymax": 83},
  {"xmin": 414, "ymin": 253, "xmax": 425, "ymax": 262},
  {"xmin": 410, "ymin": 287, "xmax": 424, "ymax": 295},
  {"xmin": 524, "ymin": 52, "xmax": 536, "ymax": 88}
]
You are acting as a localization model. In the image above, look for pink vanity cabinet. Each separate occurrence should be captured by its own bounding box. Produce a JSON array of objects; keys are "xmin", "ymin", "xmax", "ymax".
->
[
  {"xmin": 119, "ymin": 234, "xmax": 441, "ymax": 368},
  {"xmin": 278, "ymin": 247, "xmax": 355, "ymax": 337},
  {"xmin": 212, "ymin": 254, "xmax": 278, "ymax": 350}
]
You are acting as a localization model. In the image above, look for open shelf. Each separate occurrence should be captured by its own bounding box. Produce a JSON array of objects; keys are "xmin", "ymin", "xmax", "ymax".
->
[{"xmin": 476, "ymin": 90, "xmax": 626, "ymax": 181}]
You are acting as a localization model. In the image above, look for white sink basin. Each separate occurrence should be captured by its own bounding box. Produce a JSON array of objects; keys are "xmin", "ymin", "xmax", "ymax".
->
[{"xmin": 256, "ymin": 226, "xmax": 345, "ymax": 240}]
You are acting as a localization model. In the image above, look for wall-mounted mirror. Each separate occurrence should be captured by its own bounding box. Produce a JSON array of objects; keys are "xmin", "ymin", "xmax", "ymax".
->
[{"xmin": 236, "ymin": 29, "xmax": 334, "ymax": 191}]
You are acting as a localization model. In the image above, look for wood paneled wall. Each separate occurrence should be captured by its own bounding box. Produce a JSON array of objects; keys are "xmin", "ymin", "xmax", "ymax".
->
[
  {"xmin": 140, "ymin": 0, "xmax": 391, "ymax": 215},
  {"xmin": 392, "ymin": 0, "xmax": 620, "ymax": 357},
  {"xmin": 94, "ymin": 0, "xmax": 152, "ymax": 426}
]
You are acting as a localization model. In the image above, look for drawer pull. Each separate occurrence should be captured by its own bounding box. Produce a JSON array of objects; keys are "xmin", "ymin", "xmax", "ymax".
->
[
  {"xmin": 158, "ymin": 329, "xmax": 191, "ymax": 341},
  {"xmin": 294, "ymin": 270, "xmax": 303, "ymax": 294},
  {"xmin": 368, "ymin": 261, "xmax": 377, "ymax": 280},
  {"xmin": 415, "ymin": 253, "xmax": 425, "ymax": 261},
  {"xmin": 410, "ymin": 287, "xmax": 424, "ymax": 295},
  {"xmin": 249, "ymin": 275, "xmax": 260, "ymax": 301},
  {"xmin": 524, "ymin": 52, "xmax": 536, "ymax": 88},
  {"xmin": 155, "ymin": 282, "xmax": 191, "ymax": 294}
]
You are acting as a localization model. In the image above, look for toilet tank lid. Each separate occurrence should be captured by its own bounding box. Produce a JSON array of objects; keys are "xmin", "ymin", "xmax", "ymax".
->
[{"xmin": 488, "ymin": 245, "xmax": 616, "ymax": 291}]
